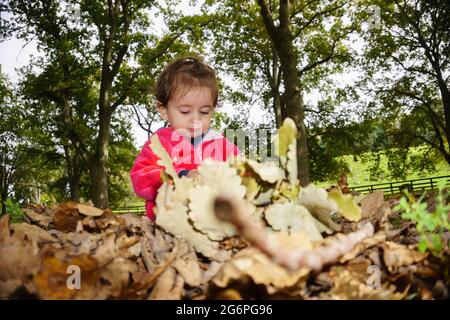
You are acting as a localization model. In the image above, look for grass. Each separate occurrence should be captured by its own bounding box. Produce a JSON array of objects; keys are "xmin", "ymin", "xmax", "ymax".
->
[{"xmin": 317, "ymin": 147, "xmax": 450, "ymax": 188}]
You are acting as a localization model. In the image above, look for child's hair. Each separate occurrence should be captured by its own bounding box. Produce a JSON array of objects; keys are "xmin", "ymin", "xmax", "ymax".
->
[{"xmin": 155, "ymin": 55, "xmax": 219, "ymax": 107}]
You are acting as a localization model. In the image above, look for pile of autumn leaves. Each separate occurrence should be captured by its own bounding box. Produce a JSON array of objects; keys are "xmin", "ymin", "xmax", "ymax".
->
[{"xmin": 0, "ymin": 119, "xmax": 448, "ymax": 299}]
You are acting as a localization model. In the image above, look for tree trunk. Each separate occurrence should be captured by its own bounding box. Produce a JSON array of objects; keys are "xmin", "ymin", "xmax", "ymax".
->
[
  {"xmin": 437, "ymin": 81, "xmax": 450, "ymax": 164},
  {"xmin": 1, "ymin": 189, "xmax": 6, "ymax": 216},
  {"xmin": 90, "ymin": 111, "xmax": 111, "ymax": 208},
  {"xmin": 257, "ymin": 0, "xmax": 311, "ymax": 186},
  {"xmin": 90, "ymin": 80, "xmax": 112, "ymax": 208},
  {"xmin": 1, "ymin": 168, "xmax": 7, "ymax": 215}
]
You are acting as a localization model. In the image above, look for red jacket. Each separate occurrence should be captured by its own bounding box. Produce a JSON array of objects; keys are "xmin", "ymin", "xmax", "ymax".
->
[{"xmin": 130, "ymin": 127, "xmax": 239, "ymax": 220}]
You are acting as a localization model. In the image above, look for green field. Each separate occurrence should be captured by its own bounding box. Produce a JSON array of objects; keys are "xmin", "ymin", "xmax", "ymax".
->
[
  {"xmin": 124, "ymin": 148, "xmax": 450, "ymax": 207},
  {"xmin": 317, "ymin": 147, "xmax": 450, "ymax": 188}
]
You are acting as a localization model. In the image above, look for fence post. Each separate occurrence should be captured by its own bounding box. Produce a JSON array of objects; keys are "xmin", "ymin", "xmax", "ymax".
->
[
  {"xmin": 430, "ymin": 178, "xmax": 434, "ymax": 190},
  {"xmin": 390, "ymin": 183, "xmax": 393, "ymax": 194}
]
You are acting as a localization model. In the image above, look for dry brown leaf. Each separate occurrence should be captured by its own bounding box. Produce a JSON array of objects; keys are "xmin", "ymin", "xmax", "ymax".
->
[
  {"xmin": 22, "ymin": 208, "xmax": 53, "ymax": 228},
  {"xmin": 172, "ymin": 243, "xmax": 202, "ymax": 287},
  {"xmin": 0, "ymin": 279, "xmax": 22, "ymax": 299},
  {"xmin": 211, "ymin": 247, "xmax": 311, "ymax": 295},
  {"xmin": 340, "ymin": 232, "xmax": 387, "ymax": 263},
  {"xmin": 360, "ymin": 191, "xmax": 385, "ymax": 218},
  {"xmin": 76, "ymin": 203, "xmax": 104, "ymax": 217},
  {"xmin": 149, "ymin": 267, "xmax": 184, "ymax": 300},
  {"xmin": 52, "ymin": 202, "xmax": 81, "ymax": 232},
  {"xmin": 156, "ymin": 201, "xmax": 220, "ymax": 258},
  {"xmin": 382, "ymin": 241, "xmax": 428, "ymax": 272},
  {"xmin": 0, "ymin": 215, "xmax": 40, "ymax": 281},
  {"xmin": 101, "ymin": 257, "xmax": 138, "ymax": 297},
  {"xmin": 93, "ymin": 234, "xmax": 118, "ymax": 266},
  {"xmin": 33, "ymin": 252, "xmax": 109, "ymax": 299},
  {"xmin": 10, "ymin": 223, "xmax": 56, "ymax": 244},
  {"xmin": 323, "ymin": 265, "xmax": 406, "ymax": 300}
]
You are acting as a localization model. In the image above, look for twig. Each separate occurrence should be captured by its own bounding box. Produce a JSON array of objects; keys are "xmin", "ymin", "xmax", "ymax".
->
[{"xmin": 214, "ymin": 195, "xmax": 374, "ymax": 272}]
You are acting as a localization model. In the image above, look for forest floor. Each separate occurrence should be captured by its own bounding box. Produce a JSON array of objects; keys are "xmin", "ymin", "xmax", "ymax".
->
[{"xmin": 1, "ymin": 189, "xmax": 448, "ymax": 300}]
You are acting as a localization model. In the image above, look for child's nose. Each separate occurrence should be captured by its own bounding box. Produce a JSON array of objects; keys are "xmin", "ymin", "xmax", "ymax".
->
[
  {"xmin": 192, "ymin": 113, "xmax": 201, "ymax": 122},
  {"xmin": 192, "ymin": 119, "xmax": 202, "ymax": 130}
]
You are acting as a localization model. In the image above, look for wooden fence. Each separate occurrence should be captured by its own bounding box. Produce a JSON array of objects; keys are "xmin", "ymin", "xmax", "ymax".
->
[
  {"xmin": 349, "ymin": 175, "xmax": 450, "ymax": 195},
  {"xmin": 112, "ymin": 175, "xmax": 450, "ymax": 214},
  {"xmin": 112, "ymin": 205, "xmax": 146, "ymax": 215}
]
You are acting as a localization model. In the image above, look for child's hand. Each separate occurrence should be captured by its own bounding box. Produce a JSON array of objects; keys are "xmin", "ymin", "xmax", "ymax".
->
[{"xmin": 187, "ymin": 169, "xmax": 200, "ymax": 179}]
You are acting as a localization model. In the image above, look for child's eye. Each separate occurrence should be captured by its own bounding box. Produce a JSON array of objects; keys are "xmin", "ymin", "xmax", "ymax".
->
[
  {"xmin": 201, "ymin": 111, "xmax": 210, "ymax": 115},
  {"xmin": 180, "ymin": 111, "xmax": 190, "ymax": 114}
]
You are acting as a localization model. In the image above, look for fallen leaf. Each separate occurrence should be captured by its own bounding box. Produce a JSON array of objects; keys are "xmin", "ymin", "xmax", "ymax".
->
[
  {"xmin": 76, "ymin": 203, "xmax": 104, "ymax": 217},
  {"xmin": 298, "ymin": 184, "xmax": 341, "ymax": 231},
  {"xmin": 11, "ymin": 223, "xmax": 56, "ymax": 244},
  {"xmin": 286, "ymin": 138, "xmax": 298, "ymax": 186},
  {"xmin": 149, "ymin": 267, "xmax": 184, "ymax": 300},
  {"xmin": 360, "ymin": 191, "xmax": 385, "ymax": 219},
  {"xmin": 246, "ymin": 159, "xmax": 285, "ymax": 184},
  {"xmin": 197, "ymin": 159, "xmax": 246, "ymax": 199},
  {"xmin": 382, "ymin": 241, "xmax": 428, "ymax": 272},
  {"xmin": 22, "ymin": 208, "xmax": 53, "ymax": 228},
  {"xmin": 155, "ymin": 201, "xmax": 220, "ymax": 258},
  {"xmin": 0, "ymin": 215, "xmax": 40, "ymax": 281},
  {"xmin": 173, "ymin": 250, "xmax": 202, "ymax": 287},
  {"xmin": 150, "ymin": 134, "xmax": 179, "ymax": 180},
  {"xmin": 328, "ymin": 189, "xmax": 362, "ymax": 222},
  {"xmin": 264, "ymin": 202, "xmax": 323, "ymax": 241},
  {"xmin": 324, "ymin": 265, "xmax": 406, "ymax": 300},
  {"xmin": 211, "ymin": 247, "xmax": 310, "ymax": 296},
  {"xmin": 189, "ymin": 185, "xmax": 237, "ymax": 241},
  {"xmin": 340, "ymin": 232, "xmax": 387, "ymax": 263},
  {"xmin": 273, "ymin": 118, "xmax": 297, "ymax": 161}
]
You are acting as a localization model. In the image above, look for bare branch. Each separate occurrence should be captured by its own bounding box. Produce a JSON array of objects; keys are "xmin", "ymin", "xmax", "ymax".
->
[{"xmin": 214, "ymin": 195, "xmax": 374, "ymax": 272}]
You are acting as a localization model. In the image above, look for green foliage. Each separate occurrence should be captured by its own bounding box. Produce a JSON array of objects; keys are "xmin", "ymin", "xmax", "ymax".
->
[
  {"xmin": 5, "ymin": 199, "xmax": 25, "ymax": 224},
  {"xmin": 356, "ymin": 0, "xmax": 450, "ymax": 170},
  {"xmin": 395, "ymin": 181, "xmax": 450, "ymax": 257}
]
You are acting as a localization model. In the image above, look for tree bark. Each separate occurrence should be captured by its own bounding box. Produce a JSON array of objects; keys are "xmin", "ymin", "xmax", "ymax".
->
[
  {"xmin": 437, "ymin": 80, "xmax": 450, "ymax": 164},
  {"xmin": 90, "ymin": 71, "xmax": 113, "ymax": 208},
  {"xmin": 1, "ymin": 172, "xmax": 7, "ymax": 216}
]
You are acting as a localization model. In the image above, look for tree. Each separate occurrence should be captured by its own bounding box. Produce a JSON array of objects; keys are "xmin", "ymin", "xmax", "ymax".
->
[
  {"xmin": 8, "ymin": 0, "xmax": 200, "ymax": 208},
  {"xmin": 0, "ymin": 75, "xmax": 42, "ymax": 213},
  {"xmin": 200, "ymin": 0, "xmax": 354, "ymax": 184},
  {"xmin": 357, "ymin": 0, "xmax": 450, "ymax": 175}
]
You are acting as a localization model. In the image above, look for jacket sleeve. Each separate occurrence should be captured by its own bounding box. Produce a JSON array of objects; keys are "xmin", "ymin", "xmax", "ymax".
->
[{"xmin": 130, "ymin": 139, "xmax": 164, "ymax": 202}]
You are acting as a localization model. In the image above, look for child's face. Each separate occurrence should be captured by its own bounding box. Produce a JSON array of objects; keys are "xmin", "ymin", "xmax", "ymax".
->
[{"xmin": 158, "ymin": 85, "xmax": 214, "ymax": 138}]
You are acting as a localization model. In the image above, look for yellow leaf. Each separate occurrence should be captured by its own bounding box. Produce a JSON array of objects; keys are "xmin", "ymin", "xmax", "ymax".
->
[
  {"xmin": 273, "ymin": 118, "xmax": 298, "ymax": 160},
  {"xmin": 286, "ymin": 139, "xmax": 298, "ymax": 186},
  {"xmin": 328, "ymin": 189, "xmax": 362, "ymax": 222},
  {"xmin": 150, "ymin": 134, "xmax": 178, "ymax": 181}
]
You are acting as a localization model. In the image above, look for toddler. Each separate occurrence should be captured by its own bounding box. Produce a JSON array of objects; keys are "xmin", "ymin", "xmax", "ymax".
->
[{"xmin": 130, "ymin": 56, "xmax": 240, "ymax": 220}]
